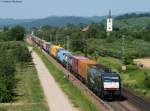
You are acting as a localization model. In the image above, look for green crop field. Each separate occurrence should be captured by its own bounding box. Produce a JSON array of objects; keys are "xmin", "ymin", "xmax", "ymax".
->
[{"xmin": 0, "ymin": 64, "xmax": 49, "ymax": 111}]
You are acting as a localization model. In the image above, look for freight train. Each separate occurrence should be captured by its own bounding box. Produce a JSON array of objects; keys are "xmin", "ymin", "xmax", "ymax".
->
[{"xmin": 30, "ymin": 35, "xmax": 121, "ymax": 99}]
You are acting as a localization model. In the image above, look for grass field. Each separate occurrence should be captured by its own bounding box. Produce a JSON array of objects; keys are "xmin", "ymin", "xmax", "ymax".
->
[
  {"xmin": 0, "ymin": 63, "xmax": 49, "ymax": 111},
  {"xmin": 33, "ymin": 46, "xmax": 99, "ymax": 111},
  {"xmin": 122, "ymin": 65, "xmax": 150, "ymax": 97},
  {"xmin": 97, "ymin": 56, "xmax": 122, "ymax": 72}
]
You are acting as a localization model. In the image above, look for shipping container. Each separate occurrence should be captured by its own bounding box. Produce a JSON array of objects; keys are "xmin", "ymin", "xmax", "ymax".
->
[
  {"xmin": 69, "ymin": 56, "xmax": 88, "ymax": 74},
  {"xmin": 34, "ymin": 37, "xmax": 39, "ymax": 44},
  {"xmin": 41, "ymin": 40, "xmax": 45, "ymax": 49},
  {"xmin": 50, "ymin": 45, "xmax": 63, "ymax": 58},
  {"xmin": 34, "ymin": 36, "xmax": 37, "ymax": 43},
  {"xmin": 36, "ymin": 37, "xmax": 41, "ymax": 46},
  {"xmin": 46, "ymin": 42, "xmax": 51, "ymax": 53},
  {"xmin": 78, "ymin": 59, "xmax": 96, "ymax": 79},
  {"xmin": 43, "ymin": 41, "xmax": 47, "ymax": 51},
  {"xmin": 56, "ymin": 49, "xmax": 72, "ymax": 65},
  {"xmin": 43, "ymin": 41, "xmax": 51, "ymax": 53},
  {"xmin": 30, "ymin": 35, "xmax": 34, "ymax": 41}
]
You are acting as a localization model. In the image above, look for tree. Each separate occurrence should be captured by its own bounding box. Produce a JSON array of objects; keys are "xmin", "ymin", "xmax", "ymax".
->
[
  {"xmin": 9, "ymin": 26, "xmax": 25, "ymax": 41},
  {"xmin": 0, "ymin": 52, "xmax": 16, "ymax": 102},
  {"xmin": 0, "ymin": 41, "xmax": 31, "ymax": 102},
  {"xmin": 144, "ymin": 72, "xmax": 150, "ymax": 88},
  {"xmin": 3, "ymin": 26, "xmax": 9, "ymax": 32},
  {"xmin": 12, "ymin": 45, "xmax": 32, "ymax": 63}
]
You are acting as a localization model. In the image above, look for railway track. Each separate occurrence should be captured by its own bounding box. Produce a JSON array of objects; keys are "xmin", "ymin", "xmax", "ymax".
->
[
  {"xmin": 106, "ymin": 89, "xmax": 150, "ymax": 111},
  {"xmin": 122, "ymin": 88, "xmax": 150, "ymax": 111},
  {"xmin": 40, "ymin": 48, "xmax": 113, "ymax": 111},
  {"xmin": 107, "ymin": 101, "xmax": 131, "ymax": 111},
  {"xmin": 106, "ymin": 99, "xmax": 141, "ymax": 111},
  {"xmin": 32, "ymin": 42, "xmax": 150, "ymax": 111}
]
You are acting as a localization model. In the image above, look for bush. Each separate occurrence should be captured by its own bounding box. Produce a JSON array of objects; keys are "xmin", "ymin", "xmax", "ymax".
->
[
  {"xmin": 123, "ymin": 56, "xmax": 132, "ymax": 65},
  {"xmin": 0, "ymin": 53, "xmax": 16, "ymax": 102},
  {"xmin": 125, "ymin": 80, "xmax": 139, "ymax": 88},
  {"xmin": 124, "ymin": 65, "xmax": 138, "ymax": 72},
  {"xmin": 12, "ymin": 45, "xmax": 32, "ymax": 63},
  {"xmin": 8, "ymin": 25, "xmax": 25, "ymax": 41},
  {"xmin": 0, "ymin": 32, "xmax": 9, "ymax": 41},
  {"xmin": 0, "ymin": 41, "xmax": 31, "ymax": 102},
  {"xmin": 144, "ymin": 72, "xmax": 150, "ymax": 88},
  {"xmin": 0, "ymin": 41, "xmax": 32, "ymax": 63},
  {"xmin": 0, "ymin": 108, "xmax": 7, "ymax": 111}
]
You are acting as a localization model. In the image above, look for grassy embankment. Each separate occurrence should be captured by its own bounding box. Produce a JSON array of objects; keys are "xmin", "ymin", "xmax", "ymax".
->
[
  {"xmin": 96, "ymin": 56, "xmax": 150, "ymax": 99},
  {"xmin": 0, "ymin": 64, "xmax": 49, "ymax": 111},
  {"xmin": 33, "ymin": 45, "xmax": 99, "ymax": 111}
]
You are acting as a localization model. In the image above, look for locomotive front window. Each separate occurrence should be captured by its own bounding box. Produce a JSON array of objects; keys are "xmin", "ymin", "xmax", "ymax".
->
[{"xmin": 104, "ymin": 77, "xmax": 119, "ymax": 82}]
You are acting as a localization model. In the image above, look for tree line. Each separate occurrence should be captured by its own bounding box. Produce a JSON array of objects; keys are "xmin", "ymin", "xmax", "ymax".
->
[
  {"xmin": 35, "ymin": 20, "xmax": 150, "ymax": 65},
  {"xmin": 0, "ymin": 26, "xmax": 31, "ymax": 102}
]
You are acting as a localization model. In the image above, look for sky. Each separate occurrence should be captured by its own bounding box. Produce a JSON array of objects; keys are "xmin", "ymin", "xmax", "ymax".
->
[{"xmin": 0, "ymin": 0, "xmax": 150, "ymax": 19}]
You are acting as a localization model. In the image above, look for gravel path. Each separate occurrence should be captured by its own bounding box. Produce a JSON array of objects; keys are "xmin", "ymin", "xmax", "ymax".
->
[{"xmin": 32, "ymin": 50, "xmax": 78, "ymax": 111}]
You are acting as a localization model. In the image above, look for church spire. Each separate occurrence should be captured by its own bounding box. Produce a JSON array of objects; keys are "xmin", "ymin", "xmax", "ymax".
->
[{"xmin": 108, "ymin": 9, "xmax": 112, "ymax": 18}]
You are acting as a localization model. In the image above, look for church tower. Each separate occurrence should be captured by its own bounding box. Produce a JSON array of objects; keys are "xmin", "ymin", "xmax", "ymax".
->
[{"xmin": 106, "ymin": 10, "xmax": 113, "ymax": 32}]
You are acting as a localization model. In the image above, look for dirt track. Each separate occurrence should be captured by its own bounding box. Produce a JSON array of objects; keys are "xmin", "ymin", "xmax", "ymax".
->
[
  {"xmin": 31, "ymin": 50, "xmax": 78, "ymax": 111},
  {"xmin": 133, "ymin": 58, "xmax": 150, "ymax": 68}
]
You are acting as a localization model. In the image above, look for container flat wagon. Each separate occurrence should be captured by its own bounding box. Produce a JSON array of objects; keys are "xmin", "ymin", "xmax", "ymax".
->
[{"xmin": 30, "ymin": 35, "xmax": 121, "ymax": 99}]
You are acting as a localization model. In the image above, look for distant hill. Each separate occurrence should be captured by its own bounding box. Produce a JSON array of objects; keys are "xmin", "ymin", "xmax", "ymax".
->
[
  {"xmin": 0, "ymin": 16, "xmax": 104, "ymax": 29},
  {"xmin": 0, "ymin": 19, "xmax": 34, "ymax": 26},
  {"xmin": 116, "ymin": 13, "xmax": 150, "ymax": 19},
  {"xmin": 114, "ymin": 13, "xmax": 150, "ymax": 28},
  {"xmin": 1, "ymin": 13, "xmax": 150, "ymax": 30}
]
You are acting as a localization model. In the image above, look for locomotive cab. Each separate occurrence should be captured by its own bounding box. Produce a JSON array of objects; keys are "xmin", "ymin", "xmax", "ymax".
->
[
  {"xmin": 102, "ymin": 74, "xmax": 121, "ymax": 98},
  {"xmin": 87, "ymin": 64, "xmax": 121, "ymax": 99}
]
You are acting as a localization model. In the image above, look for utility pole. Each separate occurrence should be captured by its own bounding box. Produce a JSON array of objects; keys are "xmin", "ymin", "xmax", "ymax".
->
[
  {"xmin": 122, "ymin": 35, "xmax": 125, "ymax": 63},
  {"xmin": 49, "ymin": 33, "xmax": 51, "ymax": 42},
  {"xmin": 63, "ymin": 36, "xmax": 67, "ymax": 49},
  {"xmin": 66, "ymin": 35, "xmax": 70, "ymax": 78},
  {"xmin": 121, "ymin": 35, "xmax": 126, "ymax": 70},
  {"xmin": 66, "ymin": 35, "xmax": 69, "ymax": 51},
  {"xmin": 55, "ymin": 33, "xmax": 58, "ymax": 44},
  {"xmin": 83, "ymin": 38, "xmax": 87, "ymax": 57},
  {"xmin": 50, "ymin": 33, "xmax": 52, "ymax": 43}
]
